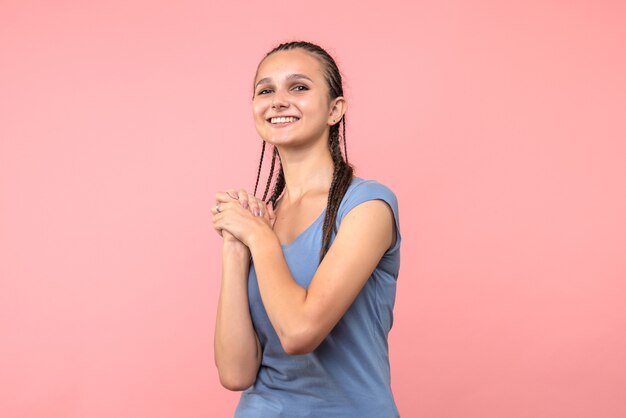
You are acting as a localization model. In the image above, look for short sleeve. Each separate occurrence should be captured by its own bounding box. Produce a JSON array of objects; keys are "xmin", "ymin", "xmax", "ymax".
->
[{"xmin": 336, "ymin": 179, "xmax": 401, "ymax": 254}]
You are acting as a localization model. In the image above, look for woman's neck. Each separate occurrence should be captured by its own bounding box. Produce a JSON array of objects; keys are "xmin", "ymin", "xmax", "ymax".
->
[{"xmin": 277, "ymin": 141, "xmax": 334, "ymax": 203}]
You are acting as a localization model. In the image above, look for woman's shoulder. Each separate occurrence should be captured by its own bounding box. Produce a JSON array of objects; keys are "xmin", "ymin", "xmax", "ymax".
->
[
  {"xmin": 337, "ymin": 176, "xmax": 401, "ymax": 253},
  {"xmin": 338, "ymin": 177, "xmax": 399, "ymax": 219},
  {"xmin": 342, "ymin": 177, "xmax": 398, "ymax": 204}
]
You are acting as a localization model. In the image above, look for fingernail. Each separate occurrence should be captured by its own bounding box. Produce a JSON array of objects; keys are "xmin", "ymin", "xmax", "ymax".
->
[{"xmin": 243, "ymin": 201, "xmax": 248, "ymax": 209}]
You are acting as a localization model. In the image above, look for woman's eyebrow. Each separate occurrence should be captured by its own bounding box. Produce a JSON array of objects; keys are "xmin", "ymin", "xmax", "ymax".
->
[{"xmin": 255, "ymin": 73, "xmax": 314, "ymax": 88}]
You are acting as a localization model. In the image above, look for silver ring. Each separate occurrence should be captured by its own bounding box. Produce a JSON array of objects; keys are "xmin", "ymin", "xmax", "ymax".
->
[{"xmin": 215, "ymin": 204, "xmax": 221, "ymax": 213}]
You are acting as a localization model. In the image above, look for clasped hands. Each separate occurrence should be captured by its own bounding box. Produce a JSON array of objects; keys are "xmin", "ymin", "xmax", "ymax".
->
[{"xmin": 211, "ymin": 189, "xmax": 276, "ymax": 248}]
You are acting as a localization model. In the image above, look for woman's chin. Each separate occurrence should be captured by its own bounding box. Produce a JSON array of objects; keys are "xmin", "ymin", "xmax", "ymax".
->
[{"xmin": 264, "ymin": 136, "xmax": 296, "ymax": 147}]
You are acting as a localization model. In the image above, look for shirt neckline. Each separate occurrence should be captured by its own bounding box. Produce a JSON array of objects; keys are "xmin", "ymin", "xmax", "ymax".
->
[
  {"xmin": 278, "ymin": 177, "xmax": 361, "ymax": 248},
  {"xmin": 280, "ymin": 208, "xmax": 327, "ymax": 248}
]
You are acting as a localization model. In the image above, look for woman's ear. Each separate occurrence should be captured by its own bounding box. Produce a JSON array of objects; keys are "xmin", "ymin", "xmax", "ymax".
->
[{"xmin": 328, "ymin": 96, "xmax": 347, "ymax": 125}]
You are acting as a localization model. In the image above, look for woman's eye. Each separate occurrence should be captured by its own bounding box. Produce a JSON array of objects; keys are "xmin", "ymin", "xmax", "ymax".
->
[
  {"xmin": 257, "ymin": 89, "xmax": 272, "ymax": 95},
  {"xmin": 293, "ymin": 85, "xmax": 308, "ymax": 91}
]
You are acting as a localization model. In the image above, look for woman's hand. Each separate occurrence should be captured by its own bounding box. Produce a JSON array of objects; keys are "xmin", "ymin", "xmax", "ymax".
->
[
  {"xmin": 212, "ymin": 189, "xmax": 276, "ymax": 247},
  {"xmin": 226, "ymin": 189, "xmax": 276, "ymax": 227}
]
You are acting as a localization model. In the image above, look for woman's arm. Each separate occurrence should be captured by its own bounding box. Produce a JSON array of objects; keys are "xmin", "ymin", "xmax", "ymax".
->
[
  {"xmin": 214, "ymin": 197, "xmax": 395, "ymax": 355},
  {"xmin": 213, "ymin": 233, "xmax": 261, "ymax": 391}
]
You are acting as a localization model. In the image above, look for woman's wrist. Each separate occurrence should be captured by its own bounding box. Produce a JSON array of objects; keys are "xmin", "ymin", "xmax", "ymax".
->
[
  {"xmin": 222, "ymin": 238, "xmax": 250, "ymax": 258},
  {"xmin": 249, "ymin": 224, "xmax": 280, "ymax": 256}
]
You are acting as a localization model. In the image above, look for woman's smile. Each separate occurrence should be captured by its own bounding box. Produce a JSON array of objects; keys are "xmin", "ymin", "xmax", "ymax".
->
[{"xmin": 267, "ymin": 116, "xmax": 300, "ymax": 128}]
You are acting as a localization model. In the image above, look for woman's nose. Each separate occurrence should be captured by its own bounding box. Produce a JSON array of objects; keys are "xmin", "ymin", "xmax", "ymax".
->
[{"xmin": 271, "ymin": 89, "xmax": 289, "ymax": 109}]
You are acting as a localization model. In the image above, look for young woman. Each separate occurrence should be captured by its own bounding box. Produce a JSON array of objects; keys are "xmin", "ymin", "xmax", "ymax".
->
[{"xmin": 211, "ymin": 41, "xmax": 401, "ymax": 417}]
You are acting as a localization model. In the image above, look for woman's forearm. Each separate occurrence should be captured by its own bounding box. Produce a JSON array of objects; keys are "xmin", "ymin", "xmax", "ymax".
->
[
  {"xmin": 214, "ymin": 240, "xmax": 261, "ymax": 391},
  {"xmin": 248, "ymin": 229, "xmax": 309, "ymax": 354}
]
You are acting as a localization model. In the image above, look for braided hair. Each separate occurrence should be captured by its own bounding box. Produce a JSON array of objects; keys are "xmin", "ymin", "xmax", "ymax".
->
[{"xmin": 252, "ymin": 41, "xmax": 353, "ymax": 262}]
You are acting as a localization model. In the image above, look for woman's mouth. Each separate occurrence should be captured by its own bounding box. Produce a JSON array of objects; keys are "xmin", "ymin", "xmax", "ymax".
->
[{"xmin": 267, "ymin": 116, "xmax": 300, "ymax": 127}]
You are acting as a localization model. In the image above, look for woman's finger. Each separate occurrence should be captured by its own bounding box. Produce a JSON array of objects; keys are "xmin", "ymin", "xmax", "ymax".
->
[
  {"xmin": 267, "ymin": 203, "xmax": 276, "ymax": 225},
  {"xmin": 249, "ymin": 196, "xmax": 264, "ymax": 217},
  {"xmin": 211, "ymin": 200, "xmax": 234, "ymax": 215},
  {"xmin": 236, "ymin": 189, "xmax": 249, "ymax": 209},
  {"xmin": 217, "ymin": 189, "xmax": 266, "ymax": 215},
  {"xmin": 212, "ymin": 223, "xmax": 223, "ymax": 237},
  {"xmin": 249, "ymin": 200, "xmax": 272, "ymax": 227},
  {"xmin": 257, "ymin": 200, "xmax": 268, "ymax": 219},
  {"xmin": 215, "ymin": 191, "xmax": 238, "ymax": 204}
]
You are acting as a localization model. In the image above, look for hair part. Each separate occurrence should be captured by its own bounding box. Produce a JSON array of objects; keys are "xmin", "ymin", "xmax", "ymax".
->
[{"xmin": 252, "ymin": 41, "xmax": 354, "ymax": 262}]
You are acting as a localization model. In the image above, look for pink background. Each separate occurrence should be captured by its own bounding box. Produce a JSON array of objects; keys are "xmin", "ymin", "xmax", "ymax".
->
[{"xmin": 1, "ymin": 1, "xmax": 625, "ymax": 417}]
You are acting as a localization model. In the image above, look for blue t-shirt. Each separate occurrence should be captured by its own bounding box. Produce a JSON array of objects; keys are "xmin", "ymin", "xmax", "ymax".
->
[{"xmin": 235, "ymin": 177, "xmax": 401, "ymax": 418}]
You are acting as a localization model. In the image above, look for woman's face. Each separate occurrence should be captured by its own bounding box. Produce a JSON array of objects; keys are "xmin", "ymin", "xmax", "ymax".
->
[{"xmin": 252, "ymin": 49, "xmax": 334, "ymax": 148}]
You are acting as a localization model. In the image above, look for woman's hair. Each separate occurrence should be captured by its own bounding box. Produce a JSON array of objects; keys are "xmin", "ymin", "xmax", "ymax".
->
[{"xmin": 252, "ymin": 41, "xmax": 354, "ymax": 262}]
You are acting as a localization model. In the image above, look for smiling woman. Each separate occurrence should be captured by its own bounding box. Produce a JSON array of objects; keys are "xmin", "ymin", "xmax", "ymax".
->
[
  {"xmin": 252, "ymin": 49, "xmax": 340, "ymax": 160},
  {"xmin": 211, "ymin": 41, "xmax": 402, "ymax": 417}
]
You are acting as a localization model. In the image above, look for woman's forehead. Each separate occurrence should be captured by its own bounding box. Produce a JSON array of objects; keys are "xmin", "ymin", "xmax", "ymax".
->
[{"xmin": 255, "ymin": 50, "xmax": 324, "ymax": 83}]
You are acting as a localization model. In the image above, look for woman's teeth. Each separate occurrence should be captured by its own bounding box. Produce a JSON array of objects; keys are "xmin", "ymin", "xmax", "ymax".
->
[{"xmin": 270, "ymin": 117, "xmax": 299, "ymax": 124}]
